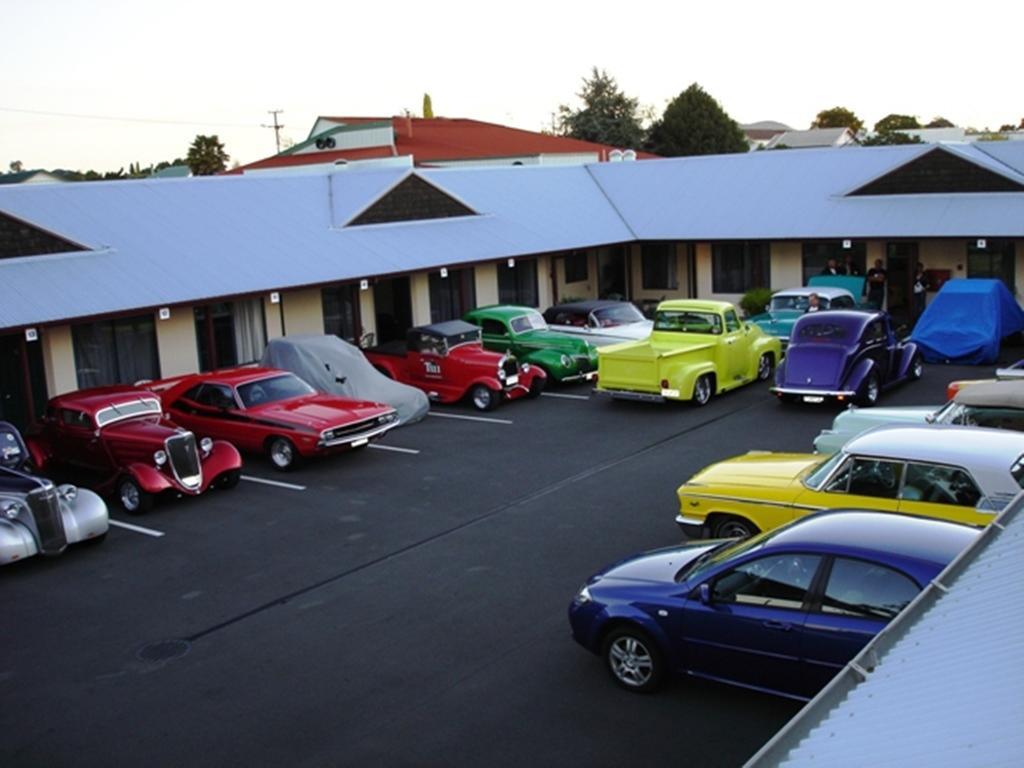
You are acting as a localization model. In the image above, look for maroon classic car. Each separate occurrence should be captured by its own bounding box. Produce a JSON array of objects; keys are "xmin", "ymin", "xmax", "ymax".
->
[
  {"xmin": 155, "ymin": 368, "xmax": 400, "ymax": 471},
  {"xmin": 27, "ymin": 386, "xmax": 242, "ymax": 514},
  {"xmin": 364, "ymin": 320, "xmax": 546, "ymax": 411}
]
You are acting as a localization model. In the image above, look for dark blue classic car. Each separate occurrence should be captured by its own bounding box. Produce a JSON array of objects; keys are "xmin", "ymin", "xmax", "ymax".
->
[
  {"xmin": 568, "ymin": 511, "xmax": 977, "ymax": 699},
  {"xmin": 0, "ymin": 421, "xmax": 108, "ymax": 565},
  {"xmin": 771, "ymin": 310, "xmax": 922, "ymax": 406}
]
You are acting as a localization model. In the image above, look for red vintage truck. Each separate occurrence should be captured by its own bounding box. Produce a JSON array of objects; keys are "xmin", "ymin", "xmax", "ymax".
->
[{"xmin": 364, "ymin": 321, "xmax": 546, "ymax": 411}]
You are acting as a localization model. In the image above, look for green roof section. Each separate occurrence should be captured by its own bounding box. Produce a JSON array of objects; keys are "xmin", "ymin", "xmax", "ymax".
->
[{"xmin": 282, "ymin": 120, "xmax": 394, "ymax": 156}]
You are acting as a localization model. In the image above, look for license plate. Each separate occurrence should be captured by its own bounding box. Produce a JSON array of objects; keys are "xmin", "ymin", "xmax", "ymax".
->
[
  {"xmin": 505, "ymin": 375, "xmax": 519, "ymax": 387},
  {"xmin": 351, "ymin": 438, "xmax": 369, "ymax": 447},
  {"xmin": 803, "ymin": 396, "xmax": 825, "ymax": 404},
  {"xmin": 661, "ymin": 388, "xmax": 681, "ymax": 399}
]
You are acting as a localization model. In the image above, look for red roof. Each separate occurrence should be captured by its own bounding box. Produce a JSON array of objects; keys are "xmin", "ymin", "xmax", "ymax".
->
[{"xmin": 234, "ymin": 116, "xmax": 657, "ymax": 172}]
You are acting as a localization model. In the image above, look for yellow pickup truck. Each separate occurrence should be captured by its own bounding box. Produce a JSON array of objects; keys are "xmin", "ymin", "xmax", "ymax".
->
[{"xmin": 594, "ymin": 299, "xmax": 782, "ymax": 405}]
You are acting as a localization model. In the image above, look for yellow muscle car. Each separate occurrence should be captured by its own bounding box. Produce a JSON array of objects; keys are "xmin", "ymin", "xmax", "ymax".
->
[
  {"xmin": 595, "ymin": 300, "xmax": 781, "ymax": 405},
  {"xmin": 676, "ymin": 425, "xmax": 1024, "ymax": 538}
]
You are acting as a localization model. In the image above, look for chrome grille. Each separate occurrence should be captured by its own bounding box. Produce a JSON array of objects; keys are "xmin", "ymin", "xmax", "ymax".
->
[
  {"xmin": 322, "ymin": 414, "xmax": 395, "ymax": 443},
  {"xmin": 573, "ymin": 354, "xmax": 596, "ymax": 373},
  {"xmin": 501, "ymin": 357, "xmax": 519, "ymax": 377},
  {"xmin": 166, "ymin": 432, "xmax": 202, "ymax": 491},
  {"xmin": 27, "ymin": 483, "xmax": 67, "ymax": 555}
]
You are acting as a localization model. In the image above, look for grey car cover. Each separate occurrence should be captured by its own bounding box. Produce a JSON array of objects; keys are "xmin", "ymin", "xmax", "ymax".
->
[{"xmin": 261, "ymin": 335, "xmax": 429, "ymax": 425}]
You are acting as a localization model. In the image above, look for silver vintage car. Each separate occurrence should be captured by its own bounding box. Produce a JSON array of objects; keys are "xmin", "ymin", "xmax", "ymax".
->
[
  {"xmin": 542, "ymin": 300, "xmax": 653, "ymax": 347},
  {"xmin": 0, "ymin": 421, "xmax": 108, "ymax": 565},
  {"xmin": 814, "ymin": 380, "xmax": 1024, "ymax": 454}
]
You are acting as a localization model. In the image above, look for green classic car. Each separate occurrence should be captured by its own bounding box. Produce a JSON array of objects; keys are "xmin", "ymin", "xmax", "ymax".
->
[
  {"xmin": 463, "ymin": 305, "xmax": 599, "ymax": 382},
  {"xmin": 595, "ymin": 299, "xmax": 782, "ymax": 405}
]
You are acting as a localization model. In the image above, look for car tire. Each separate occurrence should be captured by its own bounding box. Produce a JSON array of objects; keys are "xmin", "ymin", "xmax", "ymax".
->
[
  {"xmin": 218, "ymin": 469, "xmax": 241, "ymax": 489},
  {"xmin": 602, "ymin": 626, "xmax": 666, "ymax": 693},
  {"xmin": 526, "ymin": 375, "xmax": 545, "ymax": 399},
  {"xmin": 757, "ymin": 353, "xmax": 774, "ymax": 381},
  {"xmin": 267, "ymin": 437, "xmax": 299, "ymax": 471},
  {"xmin": 856, "ymin": 372, "xmax": 880, "ymax": 407},
  {"xmin": 118, "ymin": 476, "xmax": 153, "ymax": 515},
  {"xmin": 470, "ymin": 384, "xmax": 498, "ymax": 411},
  {"xmin": 712, "ymin": 515, "xmax": 759, "ymax": 539},
  {"xmin": 909, "ymin": 353, "xmax": 924, "ymax": 381},
  {"xmin": 692, "ymin": 374, "xmax": 714, "ymax": 406}
]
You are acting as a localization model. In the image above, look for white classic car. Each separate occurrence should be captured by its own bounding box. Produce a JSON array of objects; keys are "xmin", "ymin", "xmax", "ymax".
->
[
  {"xmin": 814, "ymin": 380, "xmax": 1024, "ymax": 454},
  {"xmin": 542, "ymin": 300, "xmax": 653, "ymax": 347}
]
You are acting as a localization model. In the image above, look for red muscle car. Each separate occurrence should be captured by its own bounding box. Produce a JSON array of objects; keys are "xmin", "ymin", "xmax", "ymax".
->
[
  {"xmin": 27, "ymin": 386, "xmax": 242, "ymax": 514},
  {"xmin": 364, "ymin": 320, "xmax": 546, "ymax": 411},
  {"xmin": 155, "ymin": 368, "xmax": 399, "ymax": 470}
]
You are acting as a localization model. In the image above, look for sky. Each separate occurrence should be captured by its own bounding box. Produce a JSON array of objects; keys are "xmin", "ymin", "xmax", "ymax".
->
[{"xmin": 2, "ymin": 0, "xmax": 1022, "ymax": 172}]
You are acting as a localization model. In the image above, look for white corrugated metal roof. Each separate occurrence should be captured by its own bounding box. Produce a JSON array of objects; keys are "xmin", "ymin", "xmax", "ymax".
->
[{"xmin": 746, "ymin": 493, "xmax": 1024, "ymax": 768}]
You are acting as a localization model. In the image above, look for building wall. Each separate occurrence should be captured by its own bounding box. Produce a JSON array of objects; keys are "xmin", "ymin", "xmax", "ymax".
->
[
  {"xmin": 475, "ymin": 263, "xmax": 499, "ymax": 306},
  {"xmin": 41, "ymin": 325, "xmax": 77, "ymax": 396},
  {"xmin": 281, "ymin": 288, "xmax": 325, "ymax": 335},
  {"xmin": 264, "ymin": 295, "xmax": 284, "ymax": 340},
  {"xmin": 155, "ymin": 307, "xmax": 199, "ymax": 377},
  {"xmin": 553, "ymin": 250, "xmax": 599, "ymax": 303},
  {"xmin": 629, "ymin": 243, "xmax": 694, "ymax": 303},
  {"xmin": 536, "ymin": 254, "xmax": 553, "ymax": 309}
]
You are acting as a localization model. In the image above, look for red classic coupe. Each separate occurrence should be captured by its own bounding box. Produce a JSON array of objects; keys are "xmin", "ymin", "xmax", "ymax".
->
[
  {"xmin": 28, "ymin": 386, "xmax": 242, "ymax": 514},
  {"xmin": 155, "ymin": 368, "xmax": 400, "ymax": 470},
  {"xmin": 364, "ymin": 320, "xmax": 546, "ymax": 411}
]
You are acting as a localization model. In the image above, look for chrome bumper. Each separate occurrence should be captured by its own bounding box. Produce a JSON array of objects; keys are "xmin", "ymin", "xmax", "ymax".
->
[
  {"xmin": 675, "ymin": 514, "xmax": 707, "ymax": 539},
  {"xmin": 770, "ymin": 387, "xmax": 856, "ymax": 398},
  {"xmin": 318, "ymin": 420, "xmax": 399, "ymax": 449},
  {"xmin": 593, "ymin": 388, "xmax": 664, "ymax": 403}
]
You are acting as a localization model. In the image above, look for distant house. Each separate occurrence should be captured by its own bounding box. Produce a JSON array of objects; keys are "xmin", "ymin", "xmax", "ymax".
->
[
  {"xmin": 764, "ymin": 127, "xmax": 859, "ymax": 150},
  {"xmin": 150, "ymin": 165, "xmax": 191, "ymax": 179},
  {"xmin": 235, "ymin": 115, "xmax": 657, "ymax": 173},
  {"xmin": 740, "ymin": 121, "xmax": 792, "ymax": 149},
  {"xmin": 0, "ymin": 169, "xmax": 67, "ymax": 185}
]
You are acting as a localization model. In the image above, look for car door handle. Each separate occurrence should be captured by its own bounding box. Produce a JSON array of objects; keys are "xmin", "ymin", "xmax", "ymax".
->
[
  {"xmin": 725, "ymin": 339, "xmax": 736, "ymax": 345},
  {"xmin": 762, "ymin": 620, "xmax": 793, "ymax": 631}
]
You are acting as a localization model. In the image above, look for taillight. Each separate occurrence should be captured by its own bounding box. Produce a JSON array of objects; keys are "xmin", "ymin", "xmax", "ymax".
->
[{"xmin": 660, "ymin": 379, "xmax": 669, "ymax": 389}]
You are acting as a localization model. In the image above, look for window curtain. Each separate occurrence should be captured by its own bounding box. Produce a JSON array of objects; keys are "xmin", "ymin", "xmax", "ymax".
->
[
  {"xmin": 232, "ymin": 298, "xmax": 266, "ymax": 364},
  {"xmin": 73, "ymin": 315, "xmax": 159, "ymax": 388}
]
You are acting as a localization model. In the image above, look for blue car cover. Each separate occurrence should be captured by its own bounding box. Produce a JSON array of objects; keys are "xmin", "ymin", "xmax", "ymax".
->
[{"xmin": 910, "ymin": 279, "xmax": 1024, "ymax": 364}]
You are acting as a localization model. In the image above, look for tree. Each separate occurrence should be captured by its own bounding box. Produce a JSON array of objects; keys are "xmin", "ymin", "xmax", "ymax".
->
[
  {"xmin": 861, "ymin": 132, "xmax": 923, "ymax": 146},
  {"xmin": 9, "ymin": 160, "xmax": 23, "ymax": 173},
  {"xmin": 422, "ymin": 93, "xmax": 434, "ymax": 119},
  {"xmin": 811, "ymin": 107, "xmax": 864, "ymax": 134},
  {"xmin": 925, "ymin": 116, "xmax": 954, "ymax": 128},
  {"xmin": 873, "ymin": 114, "xmax": 920, "ymax": 133},
  {"xmin": 186, "ymin": 134, "xmax": 229, "ymax": 176},
  {"xmin": 555, "ymin": 67, "xmax": 648, "ymax": 148},
  {"xmin": 646, "ymin": 83, "xmax": 748, "ymax": 157}
]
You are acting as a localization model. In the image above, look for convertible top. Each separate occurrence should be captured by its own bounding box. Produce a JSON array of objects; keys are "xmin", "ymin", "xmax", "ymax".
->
[
  {"xmin": 911, "ymin": 279, "xmax": 1024, "ymax": 364},
  {"xmin": 261, "ymin": 335, "xmax": 429, "ymax": 425}
]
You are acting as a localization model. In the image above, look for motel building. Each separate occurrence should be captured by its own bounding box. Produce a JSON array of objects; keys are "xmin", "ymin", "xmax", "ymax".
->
[{"xmin": 1, "ymin": 142, "xmax": 1023, "ymax": 430}]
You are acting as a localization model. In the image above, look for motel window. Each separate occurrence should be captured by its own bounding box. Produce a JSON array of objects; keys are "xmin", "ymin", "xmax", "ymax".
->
[
  {"xmin": 72, "ymin": 314, "xmax": 161, "ymax": 389},
  {"xmin": 429, "ymin": 268, "xmax": 477, "ymax": 323},
  {"xmin": 563, "ymin": 251, "xmax": 588, "ymax": 284},
  {"xmin": 322, "ymin": 284, "xmax": 361, "ymax": 343},
  {"xmin": 641, "ymin": 243, "xmax": 677, "ymax": 290},
  {"xmin": 712, "ymin": 242, "xmax": 770, "ymax": 293},
  {"xmin": 968, "ymin": 240, "xmax": 1016, "ymax": 294},
  {"xmin": 802, "ymin": 242, "xmax": 867, "ymax": 284},
  {"xmin": 498, "ymin": 259, "xmax": 539, "ymax": 307},
  {"xmin": 194, "ymin": 298, "xmax": 267, "ymax": 372}
]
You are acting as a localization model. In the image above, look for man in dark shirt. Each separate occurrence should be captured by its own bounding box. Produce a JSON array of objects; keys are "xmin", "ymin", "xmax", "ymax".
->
[
  {"xmin": 821, "ymin": 258, "xmax": 844, "ymax": 276},
  {"xmin": 843, "ymin": 254, "xmax": 863, "ymax": 276},
  {"xmin": 866, "ymin": 259, "xmax": 886, "ymax": 309}
]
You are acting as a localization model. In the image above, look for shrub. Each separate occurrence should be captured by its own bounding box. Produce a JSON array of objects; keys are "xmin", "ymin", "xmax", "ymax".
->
[{"xmin": 739, "ymin": 287, "xmax": 774, "ymax": 318}]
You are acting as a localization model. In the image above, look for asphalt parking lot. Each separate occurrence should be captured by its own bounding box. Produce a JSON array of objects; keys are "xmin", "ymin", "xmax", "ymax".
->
[{"xmin": 4, "ymin": 361, "xmax": 987, "ymax": 767}]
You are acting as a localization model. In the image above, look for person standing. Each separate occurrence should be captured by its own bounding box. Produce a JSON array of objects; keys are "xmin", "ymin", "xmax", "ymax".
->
[
  {"xmin": 912, "ymin": 262, "xmax": 929, "ymax": 321},
  {"xmin": 821, "ymin": 258, "xmax": 844, "ymax": 276},
  {"xmin": 866, "ymin": 259, "xmax": 887, "ymax": 309},
  {"xmin": 843, "ymin": 254, "xmax": 862, "ymax": 276}
]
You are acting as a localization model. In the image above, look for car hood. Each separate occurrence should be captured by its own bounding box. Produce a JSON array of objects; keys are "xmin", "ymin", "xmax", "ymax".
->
[
  {"xmin": 592, "ymin": 542, "xmax": 719, "ymax": 586},
  {"xmin": 449, "ymin": 344, "xmax": 507, "ymax": 369},
  {"xmin": 685, "ymin": 452, "xmax": 822, "ymax": 490},
  {"xmin": 832, "ymin": 405, "xmax": 935, "ymax": 433},
  {"xmin": 781, "ymin": 344, "xmax": 849, "ymax": 388},
  {"xmin": 102, "ymin": 416, "xmax": 182, "ymax": 445},
  {"xmin": 249, "ymin": 396, "xmax": 391, "ymax": 429}
]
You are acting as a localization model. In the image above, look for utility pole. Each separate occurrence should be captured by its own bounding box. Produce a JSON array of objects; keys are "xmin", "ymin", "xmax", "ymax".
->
[{"xmin": 262, "ymin": 109, "xmax": 285, "ymax": 154}]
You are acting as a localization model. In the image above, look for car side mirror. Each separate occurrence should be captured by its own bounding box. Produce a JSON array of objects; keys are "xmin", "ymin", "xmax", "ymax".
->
[{"xmin": 698, "ymin": 583, "xmax": 712, "ymax": 605}]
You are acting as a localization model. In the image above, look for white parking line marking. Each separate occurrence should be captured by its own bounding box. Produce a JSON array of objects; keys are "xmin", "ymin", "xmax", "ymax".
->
[
  {"xmin": 368, "ymin": 444, "xmax": 421, "ymax": 455},
  {"xmin": 241, "ymin": 475, "xmax": 307, "ymax": 491},
  {"xmin": 428, "ymin": 412, "xmax": 513, "ymax": 425},
  {"xmin": 108, "ymin": 519, "xmax": 165, "ymax": 538},
  {"xmin": 542, "ymin": 392, "xmax": 590, "ymax": 401}
]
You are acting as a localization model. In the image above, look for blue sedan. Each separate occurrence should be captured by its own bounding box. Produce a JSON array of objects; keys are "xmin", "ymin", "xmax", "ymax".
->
[{"xmin": 568, "ymin": 511, "xmax": 976, "ymax": 700}]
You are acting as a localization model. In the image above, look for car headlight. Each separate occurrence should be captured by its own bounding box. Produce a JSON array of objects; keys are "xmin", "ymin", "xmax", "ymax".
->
[
  {"xmin": 2, "ymin": 501, "xmax": 21, "ymax": 519},
  {"xmin": 560, "ymin": 354, "xmax": 571, "ymax": 368},
  {"xmin": 497, "ymin": 367, "xmax": 506, "ymax": 380},
  {"xmin": 200, "ymin": 437, "xmax": 213, "ymax": 455},
  {"xmin": 57, "ymin": 484, "xmax": 78, "ymax": 503},
  {"xmin": 153, "ymin": 450, "xmax": 167, "ymax": 467},
  {"xmin": 575, "ymin": 585, "xmax": 592, "ymax": 604},
  {"xmin": 522, "ymin": 363, "xmax": 530, "ymax": 373}
]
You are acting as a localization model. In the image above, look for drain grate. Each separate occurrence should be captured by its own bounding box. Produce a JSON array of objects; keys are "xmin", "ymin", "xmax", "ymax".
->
[{"xmin": 137, "ymin": 639, "xmax": 191, "ymax": 663}]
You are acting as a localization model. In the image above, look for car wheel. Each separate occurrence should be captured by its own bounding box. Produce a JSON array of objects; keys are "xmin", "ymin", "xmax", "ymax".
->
[
  {"xmin": 856, "ymin": 372, "xmax": 880, "ymax": 407},
  {"xmin": 712, "ymin": 515, "xmax": 758, "ymax": 539},
  {"xmin": 909, "ymin": 353, "xmax": 924, "ymax": 381},
  {"xmin": 602, "ymin": 627, "xmax": 666, "ymax": 693},
  {"xmin": 218, "ymin": 468, "xmax": 241, "ymax": 489},
  {"xmin": 118, "ymin": 476, "xmax": 153, "ymax": 515},
  {"xmin": 692, "ymin": 374, "xmax": 713, "ymax": 406},
  {"xmin": 526, "ymin": 375, "xmax": 545, "ymax": 399},
  {"xmin": 470, "ymin": 384, "xmax": 498, "ymax": 411},
  {"xmin": 267, "ymin": 437, "xmax": 299, "ymax": 471},
  {"xmin": 756, "ymin": 353, "xmax": 773, "ymax": 381}
]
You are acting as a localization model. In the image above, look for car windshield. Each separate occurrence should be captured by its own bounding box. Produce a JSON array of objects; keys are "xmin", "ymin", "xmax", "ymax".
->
[
  {"xmin": 771, "ymin": 294, "xmax": 829, "ymax": 311},
  {"xmin": 1011, "ymin": 456, "xmax": 1024, "ymax": 489},
  {"xmin": 654, "ymin": 310, "xmax": 722, "ymax": 334},
  {"xmin": 510, "ymin": 311, "xmax": 548, "ymax": 334},
  {"xmin": 443, "ymin": 329, "xmax": 481, "ymax": 348},
  {"xmin": 95, "ymin": 397, "xmax": 162, "ymax": 428},
  {"xmin": 237, "ymin": 373, "xmax": 315, "ymax": 408},
  {"xmin": 592, "ymin": 304, "xmax": 645, "ymax": 326},
  {"xmin": 797, "ymin": 322, "xmax": 846, "ymax": 341},
  {"xmin": 803, "ymin": 451, "xmax": 846, "ymax": 490},
  {"xmin": 676, "ymin": 531, "xmax": 774, "ymax": 583}
]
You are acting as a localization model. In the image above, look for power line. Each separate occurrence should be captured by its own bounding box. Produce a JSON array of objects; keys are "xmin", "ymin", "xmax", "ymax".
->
[{"xmin": 0, "ymin": 106, "xmax": 261, "ymax": 129}]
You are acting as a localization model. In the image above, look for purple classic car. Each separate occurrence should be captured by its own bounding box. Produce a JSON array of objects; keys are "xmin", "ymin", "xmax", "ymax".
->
[{"xmin": 771, "ymin": 310, "xmax": 923, "ymax": 406}]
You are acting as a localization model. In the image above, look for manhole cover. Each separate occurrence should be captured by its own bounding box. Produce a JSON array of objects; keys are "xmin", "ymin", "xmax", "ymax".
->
[{"xmin": 137, "ymin": 639, "xmax": 191, "ymax": 663}]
